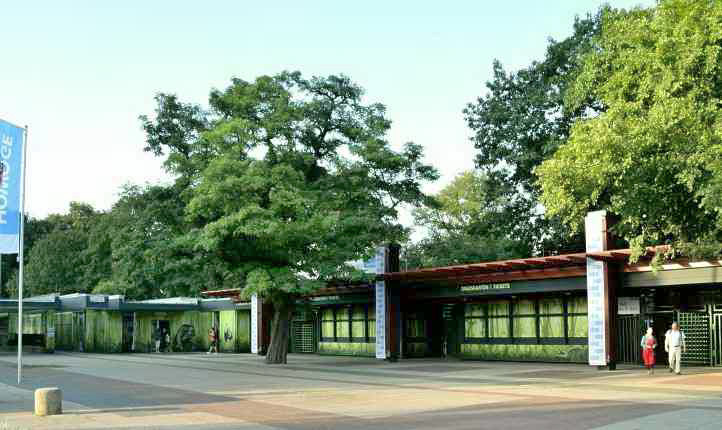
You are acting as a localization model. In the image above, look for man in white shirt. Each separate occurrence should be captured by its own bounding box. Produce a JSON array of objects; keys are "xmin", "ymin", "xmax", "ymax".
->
[{"xmin": 664, "ymin": 322, "xmax": 686, "ymax": 375}]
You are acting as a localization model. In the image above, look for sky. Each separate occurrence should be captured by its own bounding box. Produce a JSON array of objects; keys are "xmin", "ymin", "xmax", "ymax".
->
[{"xmin": 1, "ymin": 0, "xmax": 654, "ymax": 227}]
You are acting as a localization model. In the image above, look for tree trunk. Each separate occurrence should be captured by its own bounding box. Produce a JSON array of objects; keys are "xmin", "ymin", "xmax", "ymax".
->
[{"xmin": 265, "ymin": 303, "xmax": 293, "ymax": 364}]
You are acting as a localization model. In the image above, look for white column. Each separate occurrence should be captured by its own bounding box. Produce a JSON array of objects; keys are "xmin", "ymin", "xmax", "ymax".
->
[
  {"xmin": 251, "ymin": 294, "xmax": 261, "ymax": 354},
  {"xmin": 585, "ymin": 210, "xmax": 609, "ymax": 366}
]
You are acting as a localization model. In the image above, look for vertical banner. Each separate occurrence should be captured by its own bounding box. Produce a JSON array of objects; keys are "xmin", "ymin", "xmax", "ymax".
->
[
  {"xmin": 0, "ymin": 120, "xmax": 24, "ymax": 254},
  {"xmin": 375, "ymin": 280, "xmax": 386, "ymax": 359},
  {"xmin": 585, "ymin": 211, "xmax": 608, "ymax": 366},
  {"xmin": 251, "ymin": 294, "xmax": 260, "ymax": 354}
]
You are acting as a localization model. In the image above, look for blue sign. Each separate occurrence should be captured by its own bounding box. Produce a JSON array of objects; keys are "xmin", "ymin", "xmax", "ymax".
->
[{"xmin": 0, "ymin": 120, "xmax": 25, "ymax": 254}]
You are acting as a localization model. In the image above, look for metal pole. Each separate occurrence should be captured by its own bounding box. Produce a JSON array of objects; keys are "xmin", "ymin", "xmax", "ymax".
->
[{"xmin": 17, "ymin": 126, "xmax": 27, "ymax": 385}]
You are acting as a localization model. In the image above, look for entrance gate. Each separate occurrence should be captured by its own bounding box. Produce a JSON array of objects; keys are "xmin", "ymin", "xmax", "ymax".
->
[
  {"xmin": 616, "ymin": 315, "xmax": 641, "ymax": 364},
  {"xmin": 677, "ymin": 311, "xmax": 710, "ymax": 365},
  {"xmin": 711, "ymin": 311, "xmax": 722, "ymax": 366},
  {"xmin": 292, "ymin": 321, "xmax": 315, "ymax": 353}
]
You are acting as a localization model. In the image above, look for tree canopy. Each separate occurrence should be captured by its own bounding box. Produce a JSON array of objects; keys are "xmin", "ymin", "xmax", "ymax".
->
[
  {"xmin": 463, "ymin": 11, "xmax": 604, "ymax": 255},
  {"xmin": 140, "ymin": 72, "xmax": 438, "ymax": 362},
  {"xmin": 405, "ymin": 171, "xmax": 526, "ymax": 269},
  {"xmin": 536, "ymin": 0, "xmax": 722, "ymax": 259}
]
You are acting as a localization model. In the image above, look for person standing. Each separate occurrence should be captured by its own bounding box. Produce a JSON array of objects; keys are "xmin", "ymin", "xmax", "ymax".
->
[
  {"xmin": 207, "ymin": 326, "xmax": 218, "ymax": 354},
  {"xmin": 154, "ymin": 326, "xmax": 161, "ymax": 353},
  {"xmin": 664, "ymin": 322, "xmax": 686, "ymax": 375},
  {"xmin": 640, "ymin": 327, "xmax": 657, "ymax": 375}
]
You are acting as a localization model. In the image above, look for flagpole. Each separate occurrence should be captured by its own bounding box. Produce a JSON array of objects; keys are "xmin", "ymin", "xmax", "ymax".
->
[{"xmin": 17, "ymin": 126, "xmax": 27, "ymax": 385}]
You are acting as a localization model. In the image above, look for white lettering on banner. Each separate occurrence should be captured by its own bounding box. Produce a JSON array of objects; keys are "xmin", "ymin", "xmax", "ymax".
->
[
  {"xmin": 585, "ymin": 211, "xmax": 608, "ymax": 366},
  {"xmin": 251, "ymin": 294, "xmax": 259, "ymax": 354},
  {"xmin": 0, "ymin": 135, "xmax": 11, "ymax": 225},
  {"xmin": 375, "ymin": 281, "xmax": 386, "ymax": 359}
]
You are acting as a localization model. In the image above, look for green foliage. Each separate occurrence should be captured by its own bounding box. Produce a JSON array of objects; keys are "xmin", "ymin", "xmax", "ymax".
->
[
  {"xmin": 463, "ymin": 12, "xmax": 604, "ymax": 254},
  {"xmin": 405, "ymin": 171, "xmax": 527, "ymax": 269},
  {"xmin": 537, "ymin": 0, "xmax": 722, "ymax": 256},
  {"xmin": 152, "ymin": 72, "xmax": 438, "ymax": 305}
]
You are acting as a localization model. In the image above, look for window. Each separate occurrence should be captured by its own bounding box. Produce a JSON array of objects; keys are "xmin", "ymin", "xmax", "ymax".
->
[
  {"xmin": 567, "ymin": 296, "xmax": 588, "ymax": 338},
  {"xmin": 335, "ymin": 307, "xmax": 350, "ymax": 340},
  {"xmin": 321, "ymin": 308, "xmax": 335, "ymax": 341},
  {"xmin": 464, "ymin": 304, "xmax": 485, "ymax": 338},
  {"xmin": 539, "ymin": 298, "xmax": 565, "ymax": 338},
  {"xmin": 488, "ymin": 300, "xmax": 509, "ymax": 338},
  {"xmin": 513, "ymin": 299, "xmax": 536, "ymax": 339},
  {"xmin": 463, "ymin": 295, "xmax": 588, "ymax": 345},
  {"xmin": 320, "ymin": 305, "xmax": 375, "ymax": 343}
]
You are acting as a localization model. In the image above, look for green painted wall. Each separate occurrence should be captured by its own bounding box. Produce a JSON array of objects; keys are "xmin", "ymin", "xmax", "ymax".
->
[
  {"xmin": 84, "ymin": 310, "xmax": 123, "ymax": 353},
  {"xmin": 135, "ymin": 310, "xmax": 215, "ymax": 352},
  {"xmin": 460, "ymin": 344, "xmax": 588, "ymax": 363},
  {"xmin": 218, "ymin": 310, "xmax": 251, "ymax": 353},
  {"xmin": 55, "ymin": 312, "xmax": 78, "ymax": 351},
  {"xmin": 318, "ymin": 341, "xmax": 375, "ymax": 357}
]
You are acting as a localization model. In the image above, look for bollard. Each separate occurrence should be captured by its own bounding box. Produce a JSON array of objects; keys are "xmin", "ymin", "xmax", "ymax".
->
[{"xmin": 34, "ymin": 387, "xmax": 62, "ymax": 416}]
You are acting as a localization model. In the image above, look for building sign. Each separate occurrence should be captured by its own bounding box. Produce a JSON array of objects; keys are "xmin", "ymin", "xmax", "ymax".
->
[
  {"xmin": 251, "ymin": 294, "xmax": 260, "ymax": 354},
  {"xmin": 618, "ymin": 297, "xmax": 640, "ymax": 315},
  {"xmin": 585, "ymin": 211, "xmax": 608, "ymax": 366},
  {"xmin": 375, "ymin": 281, "xmax": 386, "ymax": 359},
  {"xmin": 460, "ymin": 283, "xmax": 511, "ymax": 294},
  {"xmin": 309, "ymin": 295, "xmax": 341, "ymax": 302}
]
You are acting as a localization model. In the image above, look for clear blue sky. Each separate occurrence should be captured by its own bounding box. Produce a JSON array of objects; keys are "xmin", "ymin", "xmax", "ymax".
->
[{"xmin": 1, "ymin": 0, "xmax": 653, "ymax": 229}]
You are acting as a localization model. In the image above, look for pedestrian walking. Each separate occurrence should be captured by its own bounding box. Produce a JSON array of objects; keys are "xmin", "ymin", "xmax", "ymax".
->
[
  {"xmin": 640, "ymin": 327, "xmax": 657, "ymax": 375},
  {"xmin": 664, "ymin": 322, "xmax": 686, "ymax": 375},
  {"xmin": 164, "ymin": 329, "xmax": 171, "ymax": 353},
  {"xmin": 207, "ymin": 326, "xmax": 218, "ymax": 354},
  {"xmin": 154, "ymin": 326, "xmax": 162, "ymax": 353}
]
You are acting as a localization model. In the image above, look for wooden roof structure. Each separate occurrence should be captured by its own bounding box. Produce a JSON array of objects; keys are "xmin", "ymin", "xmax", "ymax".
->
[{"xmin": 200, "ymin": 247, "xmax": 669, "ymax": 299}]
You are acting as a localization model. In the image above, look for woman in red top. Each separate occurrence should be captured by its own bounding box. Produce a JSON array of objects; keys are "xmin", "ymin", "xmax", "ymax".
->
[{"xmin": 641, "ymin": 327, "xmax": 657, "ymax": 375}]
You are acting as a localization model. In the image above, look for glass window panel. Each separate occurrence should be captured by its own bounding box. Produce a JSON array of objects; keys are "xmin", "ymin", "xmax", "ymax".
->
[
  {"xmin": 568, "ymin": 315, "xmax": 588, "ymax": 338},
  {"xmin": 539, "ymin": 298, "xmax": 563, "ymax": 315},
  {"xmin": 336, "ymin": 319, "xmax": 349, "ymax": 338},
  {"xmin": 321, "ymin": 320, "xmax": 334, "ymax": 338},
  {"xmin": 464, "ymin": 317, "xmax": 486, "ymax": 338},
  {"xmin": 368, "ymin": 305, "xmax": 375, "ymax": 320},
  {"xmin": 488, "ymin": 300, "xmax": 509, "ymax": 317},
  {"xmin": 322, "ymin": 308, "xmax": 334, "ymax": 321},
  {"xmin": 367, "ymin": 318, "xmax": 376, "ymax": 338},
  {"xmin": 540, "ymin": 316, "xmax": 565, "ymax": 337},
  {"xmin": 514, "ymin": 300, "xmax": 535, "ymax": 316},
  {"xmin": 488, "ymin": 317, "xmax": 509, "ymax": 338},
  {"xmin": 465, "ymin": 304, "xmax": 485, "ymax": 317},
  {"xmin": 336, "ymin": 308, "xmax": 350, "ymax": 321},
  {"xmin": 568, "ymin": 296, "xmax": 587, "ymax": 314},
  {"xmin": 513, "ymin": 317, "xmax": 536, "ymax": 338},
  {"xmin": 352, "ymin": 305, "xmax": 366, "ymax": 320},
  {"xmin": 351, "ymin": 320, "xmax": 365, "ymax": 338}
]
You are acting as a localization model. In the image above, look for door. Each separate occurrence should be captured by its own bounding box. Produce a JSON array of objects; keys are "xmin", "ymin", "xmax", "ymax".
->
[
  {"xmin": 616, "ymin": 315, "xmax": 641, "ymax": 364},
  {"xmin": 292, "ymin": 320, "xmax": 315, "ymax": 353},
  {"xmin": 712, "ymin": 311, "xmax": 722, "ymax": 366},
  {"xmin": 650, "ymin": 314, "xmax": 673, "ymax": 366},
  {"xmin": 122, "ymin": 313, "xmax": 134, "ymax": 352}
]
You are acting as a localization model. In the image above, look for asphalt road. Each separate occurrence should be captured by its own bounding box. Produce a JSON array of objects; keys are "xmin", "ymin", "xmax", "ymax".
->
[{"xmin": 1, "ymin": 352, "xmax": 722, "ymax": 429}]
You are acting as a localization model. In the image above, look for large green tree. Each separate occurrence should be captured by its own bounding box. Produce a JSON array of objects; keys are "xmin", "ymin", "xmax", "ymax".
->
[
  {"xmin": 537, "ymin": 0, "xmax": 722, "ymax": 260},
  {"xmin": 405, "ymin": 171, "xmax": 527, "ymax": 269},
  {"xmin": 142, "ymin": 72, "xmax": 438, "ymax": 363},
  {"xmin": 463, "ymin": 11, "xmax": 605, "ymax": 254}
]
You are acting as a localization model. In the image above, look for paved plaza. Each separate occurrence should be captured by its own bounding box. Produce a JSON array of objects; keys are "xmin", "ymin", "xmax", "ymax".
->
[{"xmin": 1, "ymin": 352, "xmax": 722, "ymax": 429}]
